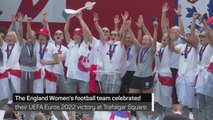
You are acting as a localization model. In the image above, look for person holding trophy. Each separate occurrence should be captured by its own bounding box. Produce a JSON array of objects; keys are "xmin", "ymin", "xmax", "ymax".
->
[{"xmin": 64, "ymin": 11, "xmax": 94, "ymax": 93}]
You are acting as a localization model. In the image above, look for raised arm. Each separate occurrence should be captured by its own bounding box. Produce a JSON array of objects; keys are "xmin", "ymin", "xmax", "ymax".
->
[
  {"xmin": 120, "ymin": 18, "xmax": 131, "ymax": 47},
  {"xmin": 27, "ymin": 17, "xmax": 35, "ymax": 42},
  {"xmin": 119, "ymin": 11, "xmax": 129, "ymax": 35},
  {"xmin": 135, "ymin": 15, "xmax": 143, "ymax": 43},
  {"xmin": 128, "ymin": 20, "xmax": 142, "ymax": 48},
  {"xmin": 114, "ymin": 15, "xmax": 120, "ymax": 32},
  {"xmin": 93, "ymin": 12, "xmax": 106, "ymax": 45},
  {"xmin": 201, "ymin": 15, "xmax": 213, "ymax": 45},
  {"xmin": 11, "ymin": 15, "xmax": 18, "ymax": 34},
  {"xmin": 76, "ymin": 12, "xmax": 93, "ymax": 44},
  {"xmin": 17, "ymin": 12, "xmax": 24, "ymax": 45},
  {"xmin": 64, "ymin": 17, "xmax": 72, "ymax": 44},
  {"xmin": 42, "ymin": 12, "xmax": 54, "ymax": 43},
  {"xmin": 175, "ymin": 31, "xmax": 190, "ymax": 44},
  {"xmin": 140, "ymin": 15, "xmax": 151, "ymax": 37},
  {"xmin": 152, "ymin": 19, "xmax": 158, "ymax": 51},
  {"xmin": 189, "ymin": 12, "xmax": 199, "ymax": 49},
  {"xmin": 161, "ymin": 2, "xmax": 169, "ymax": 34},
  {"xmin": 174, "ymin": 4, "xmax": 185, "ymax": 36}
]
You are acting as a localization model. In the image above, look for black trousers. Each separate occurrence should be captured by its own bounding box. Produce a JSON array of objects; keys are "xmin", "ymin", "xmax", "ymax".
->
[
  {"xmin": 170, "ymin": 68, "xmax": 179, "ymax": 104},
  {"xmin": 119, "ymin": 71, "xmax": 135, "ymax": 93}
]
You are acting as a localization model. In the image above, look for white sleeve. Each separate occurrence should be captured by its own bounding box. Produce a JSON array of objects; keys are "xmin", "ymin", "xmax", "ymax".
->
[{"xmin": 50, "ymin": 44, "xmax": 58, "ymax": 55}]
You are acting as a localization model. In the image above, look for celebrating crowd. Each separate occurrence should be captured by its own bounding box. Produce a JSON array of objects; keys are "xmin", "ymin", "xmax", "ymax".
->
[{"xmin": 0, "ymin": 2, "xmax": 213, "ymax": 120}]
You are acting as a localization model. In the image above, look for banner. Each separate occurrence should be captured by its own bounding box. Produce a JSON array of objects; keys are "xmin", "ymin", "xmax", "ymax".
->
[
  {"xmin": 0, "ymin": 0, "xmax": 66, "ymax": 23},
  {"xmin": 178, "ymin": 0, "xmax": 213, "ymax": 32}
]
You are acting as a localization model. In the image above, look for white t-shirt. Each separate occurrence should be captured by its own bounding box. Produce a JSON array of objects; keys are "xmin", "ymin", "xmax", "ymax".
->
[
  {"xmin": 126, "ymin": 45, "xmax": 137, "ymax": 71},
  {"xmin": 1, "ymin": 42, "xmax": 21, "ymax": 70},
  {"xmin": 169, "ymin": 38, "xmax": 184, "ymax": 69},
  {"xmin": 88, "ymin": 38, "xmax": 104, "ymax": 68},
  {"xmin": 154, "ymin": 43, "xmax": 172, "ymax": 76},
  {"xmin": 65, "ymin": 40, "xmax": 91, "ymax": 82},
  {"xmin": 177, "ymin": 44, "xmax": 198, "ymax": 75},
  {"xmin": 99, "ymin": 40, "xmax": 127, "ymax": 77},
  {"xmin": 53, "ymin": 44, "xmax": 67, "ymax": 75},
  {"xmin": 35, "ymin": 41, "xmax": 58, "ymax": 71},
  {"xmin": 197, "ymin": 44, "xmax": 213, "ymax": 67}
]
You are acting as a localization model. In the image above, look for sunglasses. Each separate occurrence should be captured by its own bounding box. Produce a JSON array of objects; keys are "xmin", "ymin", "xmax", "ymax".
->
[
  {"xmin": 186, "ymin": 33, "xmax": 191, "ymax": 37},
  {"xmin": 199, "ymin": 35, "xmax": 206, "ymax": 38},
  {"xmin": 55, "ymin": 33, "xmax": 63, "ymax": 35},
  {"xmin": 110, "ymin": 33, "xmax": 118, "ymax": 36},
  {"xmin": 102, "ymin": 29, "xmax": 109, "ymax": 33}
]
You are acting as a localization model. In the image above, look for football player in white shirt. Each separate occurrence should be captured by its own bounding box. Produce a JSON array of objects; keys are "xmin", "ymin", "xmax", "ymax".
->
[
  {"xmin": 111, "ymin": 11, "xmax": 137, "ymax": 94},
  {"xmin": 33, "ymin": 27, "xmax": 59, "ymax": 93},
  {"xmin": 152, "ymin": 4, "xmax": 175, "ymax": 118},
  {"xmin": 0, "ymin": 13, "xmax": 25, "ymax": 101},
  {"xmin": 0, "ymin": 31, "xmax": 22, "ymax": 100},
  {"xmin": 42, "ymin": 12, "xmax": 68, "ymax": 93},
  {"xmin": 64, "ymin": 12, "xmax": 93, "ymax": 93},
  {"xmin": 168, "ymin": 12, "xmax": 201, "ymax": 120},
  {"xmin": 93, "ymin": 12, "xmax": 128, "ymax": 93},
  {"xmin": 163, "ymin": 3, "xmax": 186, "ymax": 105},
  {"xmin": 195, "ymin": 14, "xmax": 213, "ymax": 120}
]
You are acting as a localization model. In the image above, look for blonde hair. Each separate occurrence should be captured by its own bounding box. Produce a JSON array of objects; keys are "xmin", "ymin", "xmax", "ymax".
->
[
  {"xmin": 34, "ymin": 112, "xmax": 46, "ymax": 120},
  {"xmin": 6, "ymin": 31, "xmax": 17, "ymax": 41}
]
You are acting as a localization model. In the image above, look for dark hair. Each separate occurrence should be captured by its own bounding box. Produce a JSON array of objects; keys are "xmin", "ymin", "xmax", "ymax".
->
[
  {"xmin": 0, "ymin": 27, "xmax": 7, "ymax": 35},
  {"xmin": 163, "ymin": 114, "xmax": 190, "ymax": 120},
  {"xmin": 3, "ymin": 106, "xmax": 14, "ymax": 119}
]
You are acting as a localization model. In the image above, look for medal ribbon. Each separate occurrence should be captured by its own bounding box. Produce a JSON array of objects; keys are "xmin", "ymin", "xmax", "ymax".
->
[
  {"xmin": 199, "ymin": 44, "xmax": 208, "ymax": 62},
  {"xmin": 7, "ymin": 44, "xmax": 15, "ymax": 60},
  {"xmin": 140, "ymin": 48, "xmax": 149, "ymax": 64},
  {"xmin": 159, "ymin": 47, "xmax": 165, "ymax": 63},
  {"xmin": 109, "ymin": 44, "xmax": 117, "ymax": 60},
  {"xmin": 39, "ymin": 43, "xmax": 48, "ymax": 60},
  {"xmin": 184, "ymin": 44, "xmax": 192, "ymax": 59},
  {"xmin": 127, "ymin": 47, "xmax": 131, "ymax": 61},
  {"xmin": 27, "ymin": 44, "xmax": 34, "ymax": 58}
]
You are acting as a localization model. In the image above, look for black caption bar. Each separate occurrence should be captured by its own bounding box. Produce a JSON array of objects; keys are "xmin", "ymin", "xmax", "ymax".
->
[{"xmin": 13, "ymin": 94, "xmax": 151, "ymax": 103}]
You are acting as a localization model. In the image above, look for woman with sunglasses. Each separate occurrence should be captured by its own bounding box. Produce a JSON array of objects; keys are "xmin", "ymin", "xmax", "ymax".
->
[
  {"xmin": 195, "ymin": 14, "xmax": 213, "ymax": 120},
  {"xmin": 42, "ymin": 12, "xmax": 68, "ymax": 93},
  {"xmin": 168, "ymin": 12, "xmax": 200, "ymax": 120},
  {"xmin": 92, "ymin": 12, "xmax": 128, "ymax": 93}
]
